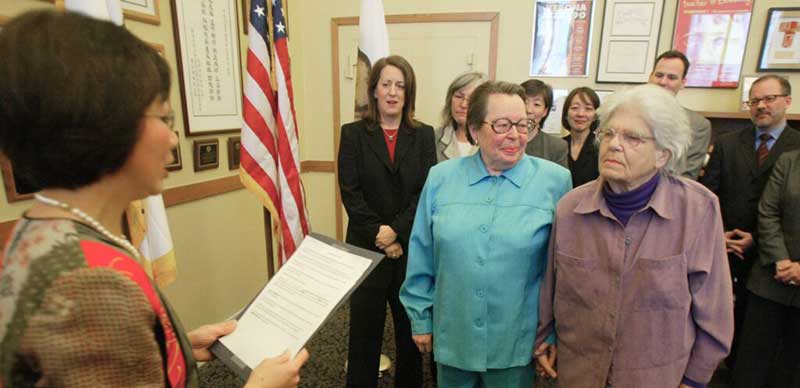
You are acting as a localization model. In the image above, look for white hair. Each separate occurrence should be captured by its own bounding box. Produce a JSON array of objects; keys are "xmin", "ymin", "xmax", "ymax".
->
[{"xmin": 596, "ymin": 84, "xmax": 691, "ymax": 175}]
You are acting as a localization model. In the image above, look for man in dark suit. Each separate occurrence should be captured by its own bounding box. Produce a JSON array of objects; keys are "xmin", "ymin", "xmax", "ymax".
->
[
  {"xmin": 732, "ymin": 149, "xmax": 800, "ymax": 388},
  {"xmin": 701, "ymin": 74, "xmax": 800, "ymax": 369},
  {"xmin": 648, "ymin": 50, "xmax": 711, "ymax": 180}
]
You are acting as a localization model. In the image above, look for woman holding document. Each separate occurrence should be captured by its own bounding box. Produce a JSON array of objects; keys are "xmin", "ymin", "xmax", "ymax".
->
[
  {"xmin": 0, "ymin": 11, "xmax": 306, "ymax": 388},
  {"xmin": 338, "ymin": 55, "xmax": 436, "ymax": 388}
]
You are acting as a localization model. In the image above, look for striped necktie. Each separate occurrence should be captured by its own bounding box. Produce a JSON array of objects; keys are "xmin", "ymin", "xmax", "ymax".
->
[{"xmin": 757, "ymin": 133, "xmax": 772, "ymax": 167}]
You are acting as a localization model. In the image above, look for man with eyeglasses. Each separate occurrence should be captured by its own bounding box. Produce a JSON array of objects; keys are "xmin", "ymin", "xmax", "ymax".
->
[
  {"xmin": 648, "ymin": 50, "xmax": 711, "ymax": 180},
  {"xmin": 701, "ymin": 74, "xmax": 800, "ymax": 374}
]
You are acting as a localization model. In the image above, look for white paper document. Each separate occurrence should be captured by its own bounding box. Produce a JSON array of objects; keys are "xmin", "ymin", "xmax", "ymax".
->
[{"xmin": 219, "ymin": 235, "xmax": 374, "ymax": 369}]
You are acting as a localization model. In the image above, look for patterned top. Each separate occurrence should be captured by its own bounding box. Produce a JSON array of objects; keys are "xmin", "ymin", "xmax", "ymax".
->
[{"xmin": 0, "ymin": 218, "xmax": 198, "ymax": 387}]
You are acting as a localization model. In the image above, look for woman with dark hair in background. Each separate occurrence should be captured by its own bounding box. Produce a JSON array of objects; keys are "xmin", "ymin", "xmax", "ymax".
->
[
  {"xmin": 434, "ymin": 72, "xmax": 487, "ymax": 162},
  {"xmin": 563, "ymin": 87, "xmax": 601, "ymax": 187},
  {"xmin": 0, "ymin": 10, "xmax": 307, "ymax": 388},
  {"xmin": 521, "ymin": 79, "xmax": 568, "ymax": 167},
  {"xmin": 338, "ymin": 54, "xmax": 436, "ymax": 388}
]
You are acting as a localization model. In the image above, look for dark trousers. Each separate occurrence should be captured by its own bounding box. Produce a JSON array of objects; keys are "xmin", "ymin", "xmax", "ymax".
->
[
  {"xmin": 347, "ymin": 279, "xmax": 422, "ymax": 388},
  {"xmin": 727, "ymin": 254, "xmax": 752, "ymax": 369},
  {"xmin": 732, "ymin": 292, "xmax": 800, "ymax": 388}
]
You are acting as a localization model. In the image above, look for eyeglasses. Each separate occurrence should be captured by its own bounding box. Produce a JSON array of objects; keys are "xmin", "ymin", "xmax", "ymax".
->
[
  {"xmin": 483, "ymin": 118, "xmax": 531, "ymax": 135},
  {"xmin": 597, "ymin": 127, "xmax": 654, "ymax": 148},
  {"xmin": 144, "ymin": 112, "xmax": 176, "ymax": 129},
  {"xmin": 745, "ymin": 94, "xmax": 788, "ymax": 107}
]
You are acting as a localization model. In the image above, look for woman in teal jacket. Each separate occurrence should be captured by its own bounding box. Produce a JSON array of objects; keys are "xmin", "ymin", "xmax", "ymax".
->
[{"xmin": 400, "ymin": 81, "xmax": 571, "ymax": 387}]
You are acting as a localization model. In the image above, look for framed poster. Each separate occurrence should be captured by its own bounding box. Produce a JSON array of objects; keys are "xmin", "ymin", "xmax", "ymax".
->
[
  {"xmin": 757, "ymin": 8, "xmax": 800, "ymax": 72},
  {"xmin": 121, "ymin": 0, "xmax": 161, "ymax": 25},
  {"xmin": 672, "ymin": 0, "xmax": 753, "ymax": 88},
  {"xmin": 596, "ymin": 0, "xmax": 664, "ymax": 83},
  {"xmin": 171, "ymin": 0, "xmax": 243, "ymax": 136},
  {"xmin": 530, "ymin": 0, "xmax": 595, "ymax": 77}
]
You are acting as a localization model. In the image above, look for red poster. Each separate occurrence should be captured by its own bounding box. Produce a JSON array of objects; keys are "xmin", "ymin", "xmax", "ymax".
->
[{"xmin": 672, "ymin": 0, "xmax": 753, "ymax": 88}]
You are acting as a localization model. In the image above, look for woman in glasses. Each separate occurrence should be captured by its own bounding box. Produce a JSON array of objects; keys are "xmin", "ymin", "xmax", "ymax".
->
[
  {"xmin": 434, "ymin": 72, "xmax": 486, "ymax": 162},
  {"xmin": 400, "ymin": 81, "xmax": 571, "ymax": 387},
  {"xmin": 536, "ymin": 84, "xmax": 733, "ymax": 388},
  {"xmin": 0, "ymin": 11, "xmax": 307, "ymax": 388}
]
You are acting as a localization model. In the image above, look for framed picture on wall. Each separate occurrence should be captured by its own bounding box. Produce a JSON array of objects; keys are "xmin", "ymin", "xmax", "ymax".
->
[
  {"xmin": 671, "ymin": 0, "xmax": 753, "ymax": 88},
  {"xmin": 596, "ymin": 0, "xmax": 664, "ymax": 83},
  {"xmin": 1, "ymin": 157, "xmax": 36, "ymax": 203},
  {"xmin": 530, "ymin": 0, "xmax": 595, "ymax": 77},
  {"xmin": 166, "ymin": 131, "xmax": 183, "ymax": 171},
  {"xmin": 120, "ymin": 0, "xmax": 161, "ymax": 25},
  {"xmin": 757, "ymin": 8, "xmax": 800, "ymax": 72},
  {"xmin": 171, "ymin": 0, "xmax": 243, "ymax": 136}
]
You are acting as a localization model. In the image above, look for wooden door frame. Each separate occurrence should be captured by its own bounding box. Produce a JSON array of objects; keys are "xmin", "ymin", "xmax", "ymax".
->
[{"xmin": 330, "ymin": 12, "xmax": 499, "ymax": 240}]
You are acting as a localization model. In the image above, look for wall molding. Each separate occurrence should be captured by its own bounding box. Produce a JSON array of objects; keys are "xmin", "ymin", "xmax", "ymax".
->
[
  {"xmin": 300, "ymin": 160, "xmax": 335, "ymax": 173},
  {"xmin": 331, "ymin": 11, "xmax": 499, "ymax": 240}
]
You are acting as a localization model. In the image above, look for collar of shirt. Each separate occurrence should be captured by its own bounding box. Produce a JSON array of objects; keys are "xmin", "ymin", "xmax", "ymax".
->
[
  {"xmin": 573, "ymin": 174, "xmax": 674, "ymax": 222},
  {"xmin": 756, "ymin": 124, "xmax": 786, "ymax": 150},
  {"xmin": 466, "ymin": 151, "xmax": 528, "ymax": 188}
]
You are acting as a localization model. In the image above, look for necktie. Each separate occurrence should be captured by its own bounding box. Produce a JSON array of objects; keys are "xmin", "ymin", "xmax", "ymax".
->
[{"xmin": 757, "ymin": 133, "xmax": 772, "ymax": 167}]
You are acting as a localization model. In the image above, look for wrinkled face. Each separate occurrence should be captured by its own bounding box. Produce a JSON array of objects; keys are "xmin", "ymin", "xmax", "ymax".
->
[
  {"xmin": 749, "ymin": 78, "xmax": 792, "ymax": 130},
  {"xmin": 470, "ymin": 93, "xmax": 529, "ymax": 174},
  {"xmin": 374, "ymin": 65, "xmax": 406, "ymax": 121},
  {"xmin": 526, "ymin": 94, "xmax": 548, "ymax": 131},
  {"xmin": 566, "ymin": 94, "xmax": 596, "ymax": 133},
  {"xmin": 598, "ymin": 108, "xmax": 669, "ymax": 191},
  {"xmin": 117, "ymin": 98, "xmax": 178, "ymax": 198},
  {"xmin": 450, "ymin": 82, "xmax": 480, "ymax": 128},
  {"xmin": 648, "ymin": 58, "xmax": 687, "ymax": 95}
]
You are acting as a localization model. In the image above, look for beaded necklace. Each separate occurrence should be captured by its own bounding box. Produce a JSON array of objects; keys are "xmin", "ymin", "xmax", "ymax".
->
[{"xmin": 34, "ymin": 193, "xmax": 142, "ymax": 260}]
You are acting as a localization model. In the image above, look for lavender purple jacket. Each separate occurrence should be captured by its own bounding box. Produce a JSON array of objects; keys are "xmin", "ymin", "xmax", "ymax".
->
[{"xmin": 536, "ymin": 175, "xmax": 733, "ymax": 388}]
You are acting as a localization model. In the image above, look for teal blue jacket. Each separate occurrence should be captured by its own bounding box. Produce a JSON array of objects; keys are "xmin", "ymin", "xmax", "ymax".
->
[{"xmin": 400, "ymin": 152, "xmax": 571, "ymax": 371}]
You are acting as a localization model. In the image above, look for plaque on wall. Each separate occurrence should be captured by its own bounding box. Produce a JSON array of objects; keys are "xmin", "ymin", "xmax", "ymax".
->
[
  {"xmin": 193, "ymin": 138, "xmax": 220, "ymax": 172},
  {"xmin": 228, "ymin": 136, "xmax": 241, "ymax": 170},
  {"xmin": 1, "ymin": 156, "xmax": 36, "ymax": 203}
]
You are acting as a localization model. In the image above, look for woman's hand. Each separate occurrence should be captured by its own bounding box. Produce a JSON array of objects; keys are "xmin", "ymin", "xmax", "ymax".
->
[
  {"xmin": 384, "ymin": 242, "xmax": 403, "ymax": 259},
  {"xmin": 187, "ymin": 320, "xmax": 237, "ymax": 361},
  {"xmin": 244, "ymin": 349, "xmax": 310, "ymax": 388},
  {"xmin": 375, "ymin": 225, "xmax": 398, "ymax": 249},
  {"xmin": 412, "ymin": 334, "xmax": 432, "ymax": 353},
  {"xmin": 534, "ymin": 343, "xmax": 557, "ymax": 379}
]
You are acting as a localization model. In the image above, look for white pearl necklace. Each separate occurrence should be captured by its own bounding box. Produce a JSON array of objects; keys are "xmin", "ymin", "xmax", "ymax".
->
[{"xmin": 34, "ymin": 193, "xmax": 142, "ymax": 260}]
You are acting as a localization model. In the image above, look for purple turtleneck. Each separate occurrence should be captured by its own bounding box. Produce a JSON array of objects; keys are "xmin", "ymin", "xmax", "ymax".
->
[{"xmin": 603, "ymin": 173, "xmax": 660, "ymax": 226}]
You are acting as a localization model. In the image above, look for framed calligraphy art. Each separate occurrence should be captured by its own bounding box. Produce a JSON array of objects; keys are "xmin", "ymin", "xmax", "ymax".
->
[{"xmin": 171, "ymin": 0, "xmax": 243, "ymax": 136}]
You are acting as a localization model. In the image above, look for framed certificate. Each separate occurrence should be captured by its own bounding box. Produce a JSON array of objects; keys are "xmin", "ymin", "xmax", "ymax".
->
[
  {"xmin": 757, "ymin": 8, "xmax": 800, "ymax": 72},
  {"xmin": 530, "ymin": 0, "xmax": 595, "ymax": 77},
  {"xmin": 671, "ymin": 0, "xmax": 754, "ymax": 88},
  {"xmin": 121, "ymin": 0, "xmax": 161, "ymax": 25},
  {"xmin": 596, "ymin": 0, "xmax": 664, "ymax": 83},
  {"xmin": 171, "ymin": 0, "xmax": 243, "ymax": 136}
]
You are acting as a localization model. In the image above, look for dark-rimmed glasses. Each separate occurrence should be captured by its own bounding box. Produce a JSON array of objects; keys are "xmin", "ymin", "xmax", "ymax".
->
[
  {"xmin": 745, "ymin": 94, "xmax": 788, "ymax": 107},
  {"xmin": 483, "ymin": 118, "xmax": 530, "ymax": 135}
]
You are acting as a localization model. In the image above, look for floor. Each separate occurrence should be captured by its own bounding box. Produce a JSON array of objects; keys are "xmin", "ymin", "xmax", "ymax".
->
[{"xmin": 198, "ymin": 304, "xmax": 733, "ymax": 387}]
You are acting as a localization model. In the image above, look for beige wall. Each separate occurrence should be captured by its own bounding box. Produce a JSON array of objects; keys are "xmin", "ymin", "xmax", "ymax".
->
[{"xmin": 1, "ymin": 0, "xmax": 798, "ymax": 329}]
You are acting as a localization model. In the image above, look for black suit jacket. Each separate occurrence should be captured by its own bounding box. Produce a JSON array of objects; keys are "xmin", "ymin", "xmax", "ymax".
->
[
  {"xmin": 701, "ymin": 125, "xmax": 800, "ymax": 259},
  {"xmin": 337, "ymin": 119, "xmax": 436, "ymax": 288}
]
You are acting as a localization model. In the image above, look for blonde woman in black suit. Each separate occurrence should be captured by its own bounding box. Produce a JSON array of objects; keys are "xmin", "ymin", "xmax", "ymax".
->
[{"xmin": 338, "ymin": 55, "xmax": 436, "ymax": 388}]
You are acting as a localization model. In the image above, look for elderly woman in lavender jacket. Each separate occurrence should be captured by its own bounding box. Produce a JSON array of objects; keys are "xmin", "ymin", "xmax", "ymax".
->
[{"xmin": 535, "ymin": 84, "xmax": 734, "ymax": 388}]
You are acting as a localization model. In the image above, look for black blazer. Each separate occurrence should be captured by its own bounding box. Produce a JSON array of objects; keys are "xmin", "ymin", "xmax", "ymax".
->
[
  {"xmin": 701, "ymin": 125, "xmax": 800, "ymax": 258},
  {"xmin": 337, "ymin": 119, "xmax": 436, "ymax": 288},
  {"xmin": 565, "ymin": 132, "xmax": 599, "ymax": 188}
]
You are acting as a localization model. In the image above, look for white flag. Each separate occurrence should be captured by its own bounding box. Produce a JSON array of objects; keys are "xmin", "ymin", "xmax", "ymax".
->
[
  {"xmin": 65, "ymin": 0, "xmax": 178, "ymax": 287},
  {"xmin": 354, "ymin": 0, "xmax": 390, "ymax": 118}
]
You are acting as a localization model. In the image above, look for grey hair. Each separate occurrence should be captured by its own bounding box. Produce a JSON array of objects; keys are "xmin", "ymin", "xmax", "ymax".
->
[
  {"xmin": 440, "ymin": 71, "xmax": 488, "ymax": 129},
  {"xmin": 596, "ymin": 84, "xmax": 690, "ymax": 175}
]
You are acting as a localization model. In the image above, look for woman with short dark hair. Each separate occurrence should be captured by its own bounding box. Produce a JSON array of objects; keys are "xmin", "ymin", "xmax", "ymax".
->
[
  {"xmin": 562, "ymin": 87, "xmax": 601, "ymax": 187},
  {"xmin": 338, "ymin": 54, "xmax": 435, "ymax": 388},
  {"xmin": 0, "ymin": 10, "xmax": 307, "ymax": 388}
]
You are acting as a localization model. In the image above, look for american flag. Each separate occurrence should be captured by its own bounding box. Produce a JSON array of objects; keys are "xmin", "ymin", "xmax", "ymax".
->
[{"xmin": 240, "ymin": 0, "xmax": 309, "ymax": 264}]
